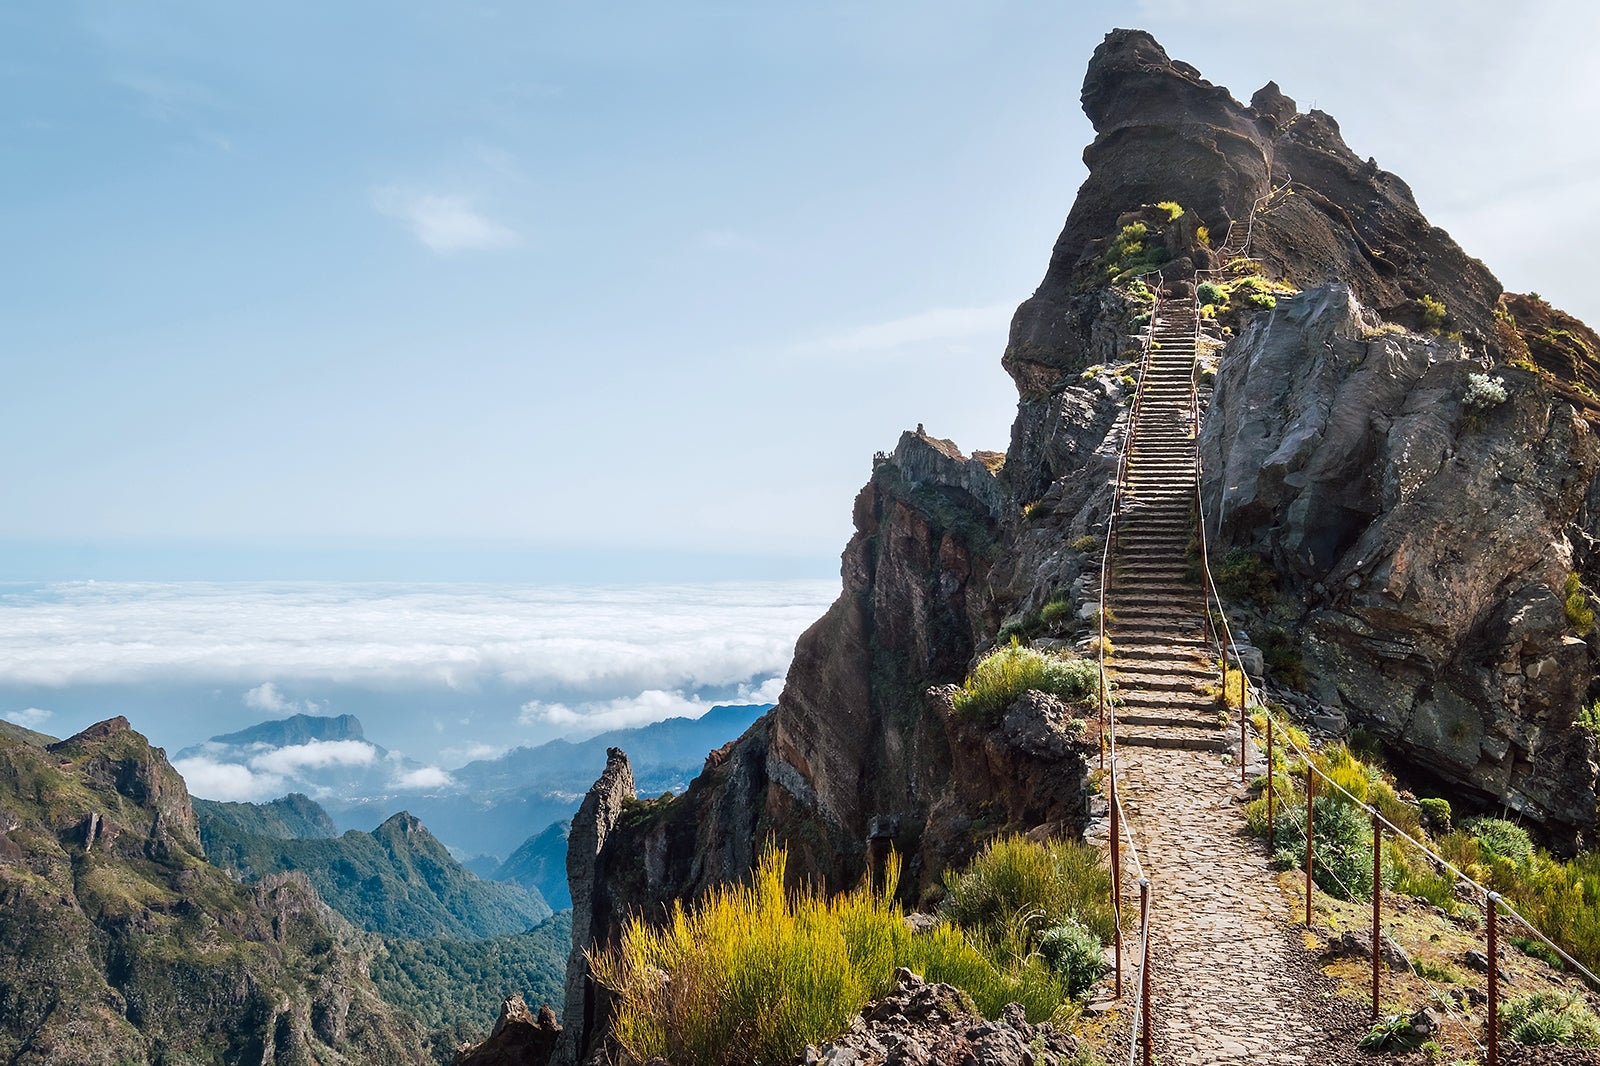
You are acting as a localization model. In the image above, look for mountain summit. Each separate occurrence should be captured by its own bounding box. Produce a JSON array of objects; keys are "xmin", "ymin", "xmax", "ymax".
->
[{"xmin": 553, "ymin": 29, "xmax": 1600, "ymax": 1064}]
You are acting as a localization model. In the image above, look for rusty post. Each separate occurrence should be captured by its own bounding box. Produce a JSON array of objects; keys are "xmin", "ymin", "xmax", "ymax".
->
[
  {"xmin": 1487, "ymin": 891, "xmax": 1500, "ymax": 1066},
  {"xmin": 1305, "ymin": 768, "xmax": 1316, "ymax": 928},
  {"xmin": 1140, "ymin": 878, "xmax": 1152, "ymax": 1066},
  {"xmin": 1266, "ymin": 718, "xmax": 1276, "ymax": 841},
  {"xmin": 1371, "ymin": 809, "xmax": 1382, "ymax": 1020},
  {"xmin": 1111, "ymin": 778, "xmax": 1122, "ymax": 998},
  {"xmin": 1239, "ymin": 682, "xmax": 1247, "ymax": 785}
]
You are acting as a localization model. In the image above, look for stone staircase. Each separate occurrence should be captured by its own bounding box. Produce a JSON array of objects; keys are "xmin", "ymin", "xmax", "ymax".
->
[{"xmin": 1105, "ymin": 298, "xmax": 1228, "ymax": 754}]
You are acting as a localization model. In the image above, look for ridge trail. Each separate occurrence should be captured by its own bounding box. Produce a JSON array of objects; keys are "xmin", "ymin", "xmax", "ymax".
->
[{"xmin": 1097, "ymin": 283, "xmax": 1367, "ymax": 1063}]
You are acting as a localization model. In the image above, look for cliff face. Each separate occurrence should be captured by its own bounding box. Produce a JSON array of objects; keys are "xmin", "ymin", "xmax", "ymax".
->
[
  {"xmin": 0, "ymin": 719, "xmax": 427, "ymax": 1066},
  {"xmin": 561, "ymin": 25, "xmax": 1600, "ymax": 1058},
  {"xmin": 1201, "ymin": 284, "xmax": 1600, "ymax": 846}
]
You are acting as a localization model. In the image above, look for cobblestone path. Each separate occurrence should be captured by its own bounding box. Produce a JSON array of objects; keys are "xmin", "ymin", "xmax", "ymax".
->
[{"xmin": 1113, "ymin": 746, "xmax": 1365, "ymax": 1064}]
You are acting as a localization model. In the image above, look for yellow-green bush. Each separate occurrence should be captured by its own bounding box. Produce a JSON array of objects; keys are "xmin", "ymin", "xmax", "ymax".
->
[
  {"xmin": 590, "ymin": 845, "xmax": 1086, "ymax": 1066},
  {"xmin": 952, "ymin": 642, "xmax": 1098, "ymax": 720},
  {"xmin": 941, "ymin": 835, "xmax": 1116, "ymax": 948}
]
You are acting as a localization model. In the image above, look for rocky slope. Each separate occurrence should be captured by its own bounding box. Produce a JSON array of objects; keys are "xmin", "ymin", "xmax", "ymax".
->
[
  {"xmin": 554, "ymin": 26, "xmax": 1600, "ymax": 1061},
  {"xmin": 0, "ymin": 718, "xmax": 428, "ymax": 1065}
]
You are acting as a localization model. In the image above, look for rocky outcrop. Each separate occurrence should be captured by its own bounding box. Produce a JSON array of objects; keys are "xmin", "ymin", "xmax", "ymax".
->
[
  {"xmin": 0, "ymin": 720, "xmax": 427, "ymax": 1065},
  {"xmin": 452, "ymin": 994, "xmax": 561, "ymax": 1066},
  {"xmin": 1201, "ymin": 283, "xmax": 1600, "ymax": 847},
  {"xmin": 556, "ymin": 747, "xmax": 635, "ymax": 1065},
  {"xmin": 1002, "ymin": 27, "xmax": 1503, "ymax": 401},
  {"xmin": 804, "ymin": 969, "xmax": 1091, "ymax": 1066}
]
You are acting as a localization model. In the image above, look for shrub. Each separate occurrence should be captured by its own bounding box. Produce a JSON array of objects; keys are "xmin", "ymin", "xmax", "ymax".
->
[
  {"xmin": 1564, "ymin": 573, "xmax": 1593, "ymax": 634},
  {"xmin": 1579, "ymin": 700, "xmax": 1600, "ymax": 737},
  {"xmin": 1039, "ymin": 596, "xmax": 1074, "ymax": 630},
  {"xmin": 1419, "ymin": 294, "xmax": 1448, "ymax": 333},
  {"xmin": 1314, "ymin": 743, "xmax": 1373, "ymax": 806},
  {"xmin": 1196, "ymin": 281, "xmax": 1227, "ymax": 307},
  {"xmin": 1214, "ymin": 548, "xmax": 1277, "ymax": 606},
  {"xmin": 1070, "ymin": 534, "xmax": 1101, "ymax": 556},
  {"xmin": 1465, "ymin": 817, "xmax": 1533, "ymax": 862},
  {"xmin": 941, "ymin": 835, "xmax": 1116, "ymax": 949},
  {"xmin": 1501, "ymin": 990, "xmax": 1600, "ymax": 1047},
  {"xmin": 951, "ymin": 643, "xmax": 1098, "ymax": 720},
  {"xmin": 1155, "ymin": 200, "xmax": 1184, "ymax": 221},
  {"xmin": 1037, "ymin": 920, "xmax": 1106, "ymax": 997},
  {"xmin": 1462, "ymin": 372, "xmax": 1508, "ymax": 410},
  {"xmin": 1272, "ymin": 795, "xmax": 1392, "ymax": 901},
  {"xmin": 1418, "ymin": 797, "xmax": 1453, "ymax": 833},
  {"xmin": 590, "ymin": 846, "xmax": 1070, "ymax": 1066},
  {"xmin": 1246, "ymin": 292, "xmax": 1276, "ymax": 310}
]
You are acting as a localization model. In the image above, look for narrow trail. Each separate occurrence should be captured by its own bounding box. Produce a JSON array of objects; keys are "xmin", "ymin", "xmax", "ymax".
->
[{"xmin": 1096, "ymin": 249, "xmax": 1367, "ymax": 1064}]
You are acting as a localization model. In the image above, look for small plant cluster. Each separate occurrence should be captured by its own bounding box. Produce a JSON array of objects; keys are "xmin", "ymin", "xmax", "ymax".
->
[
  {"xmin": 1214, "ymin": 548, "xmax": 1277, "ymax": 607},
  {"xmin": 952, "ymin": 641, "xmax": 1098, "ymax": 720},
  {"xmin": 940, "ymin": 836, "xmax": 1116, "ymax": 998},
  {"xmin": 1196, "ymin": 272, "xmax": 1296, "ymax": 319},
  {"xmin": 1103, "ymin": 221, "xmax": 1172, "ymax": 285},
  {"xmin": 1501, "ymin": 990, "xmax": 1600, "ymax": 1047},
  {"xmin": 1419, "ymin": 294, "xmax": 1448, "ymax": 333},
  {"xmin": 1462, "ymin": 372, "xmax": 1509, "ymax": 410},
  {"xmin": 1564, "ymin": 572, "xmax": 1594, "ymax": 634},
  {"xmin": 591, "ymin": 838, "xmax": 1114, "ymax": 1066},
  {"xmin": 1578, "ymin": 699, "xmax": 1600, "ymax": 738}
]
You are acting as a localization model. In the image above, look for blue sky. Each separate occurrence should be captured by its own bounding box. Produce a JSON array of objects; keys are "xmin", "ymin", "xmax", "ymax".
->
[{"xmin": 5, "ymin": 1, "xmax": 1598, "ymax": 581}]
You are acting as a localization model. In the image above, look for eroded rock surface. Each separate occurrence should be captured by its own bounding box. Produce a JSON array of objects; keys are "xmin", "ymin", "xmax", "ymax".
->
[{"xmin": 1201, "ymin": 284, "xmax": 1600, "ymax": 847}]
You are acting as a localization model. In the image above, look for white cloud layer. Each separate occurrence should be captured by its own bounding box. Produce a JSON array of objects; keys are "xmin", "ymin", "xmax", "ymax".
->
[
  {"xmin": 519, "ymin": 674, "xmax": 786, "ymax": 735},
  {"xmin": 795, "ymin": 302, "xmax": 1013, "ymax": 356},
  {"xmin": 172, "ymin": 756, "xmax": 285, "ymax": 802},
  {"xmin": 373, "ymin": 187, "xmax": 519, "ymax": 253},
  {"xmin": 0, "ymin": 581, "xmax": 835, "ymax": 696},
  {"xmin": 392, "ymin": 766, "xmax": 453, "ymax": 790},
  {"xmin": 249, "ymin": 739, "xmax": 376, "ymax": 775},
  {"xmin": 3, "ymin": 706, "xmax": 53, "ymax": 729}
]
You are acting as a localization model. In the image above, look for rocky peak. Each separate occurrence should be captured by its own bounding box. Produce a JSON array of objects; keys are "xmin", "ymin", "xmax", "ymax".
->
[
  {"xmin": 47, "ymin": 716, "xmax": 202, "ymax": 859},
  {"xmin": 555, "ymin": 747, "xmax": 635, "ymax": 1065}
]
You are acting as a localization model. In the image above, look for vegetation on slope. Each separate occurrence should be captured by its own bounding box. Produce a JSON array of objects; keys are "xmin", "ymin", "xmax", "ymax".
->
[
  {"xmin": 590, "ymin": 837, "xmax": 1110, "ymax": 1066},
  {"xmin": 0, "ymin": 721, "xmax": 427, "ymax": 1065},
  {"xmin": 369, "ymin": 913, "xmax": 571, "ymax": 1058},
  {"xmin": 198, "ymin": 806, "xmax": 552, "ymax": 939}
]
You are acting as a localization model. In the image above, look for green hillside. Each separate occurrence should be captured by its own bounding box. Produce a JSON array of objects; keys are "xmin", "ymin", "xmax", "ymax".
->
[{"xmin": 199, "ymin": 805, "xmax": 552, "ymax": 939}]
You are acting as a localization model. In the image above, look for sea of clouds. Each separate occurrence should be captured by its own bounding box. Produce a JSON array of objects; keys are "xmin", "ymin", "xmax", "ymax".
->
[{"xmin": 0, "ymin": 579, "xmax": 837, "ymax": 800}]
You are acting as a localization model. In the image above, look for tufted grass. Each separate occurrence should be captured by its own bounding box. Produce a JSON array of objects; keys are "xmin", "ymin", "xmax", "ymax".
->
[
  {"xmin": 589, "ymin": 845, "xmax": 1077, "ymax": 1066},
  {"xmin": 952, "ymin": 641, "xmax": 1098, "ymax": 720}
]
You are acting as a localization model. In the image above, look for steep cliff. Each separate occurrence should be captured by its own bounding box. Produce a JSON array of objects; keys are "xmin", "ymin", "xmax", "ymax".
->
[
  {"xmin": 0, "ymin": 718, "xmax": 428, "ymax": 1065},
  {"xmin": 559, "ymin": 25, "xmax": 1600, "ymax": 1060}
]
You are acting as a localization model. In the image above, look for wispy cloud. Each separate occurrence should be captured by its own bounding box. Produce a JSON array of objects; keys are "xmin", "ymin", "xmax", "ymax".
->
[
  {"xmin": 793, "ymin": 302, "xmax": 1014, "ymax": 357},
  {"xmin": 372, "ymin": 187, "xmax": 520, "ymax": 254},
  {"xmin": 3, "ymin": 707, "xmax": 52, "ymax": 730},
  {"xmin": 249, "ymin": 739, "xmax": 376, "ymax": 776},
  {"xmin": 518, "ymin": 675, "xmax": 784, "ymax": 736},
  {"xmin": 172, "ymin": 756, "xmax": 284, "ymax": 802},
  {"xmin": 392, "ymin": 765, "xmax": 453, "ymax": 790},
  {"xmin": 243, "ymin": 681, "xmax": 321, "ymax": 716}
]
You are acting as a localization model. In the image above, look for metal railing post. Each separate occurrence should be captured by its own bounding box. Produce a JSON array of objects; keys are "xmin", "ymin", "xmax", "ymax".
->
[
  {"xmin": 1266, "ymin": 718, "xmax": 1275, "ymax": 841},
  {"xmin": 1371, "ymin": 810, "xmax": 1382, "ymax": 1020},
  {"xmin": 1139, "ymin": 878, "xmax": 1152, "ymax": 1066},
  {"xmin": 1111, "ymin": 781, "xmax": 1122, "ymax": 998},
  {"xmin": 1305, "ymin": 769, "xmax": 1316, "ymax": 928},
  {"xmin": 1487, "ymin": 892, "xmax": 1500, "ymax": 1066}
]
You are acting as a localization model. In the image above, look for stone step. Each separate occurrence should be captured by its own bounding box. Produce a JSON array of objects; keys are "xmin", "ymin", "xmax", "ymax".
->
[
  {"xmin": 1114, "ymin": 727, "xmax": 1231, "ymax": 754},
  {"xmin": 1110, "ymin": 642, "xmax": 1212, "ymax": 664},
  {"xmin": 1108, "ymin": 666, "xmax": 1217, "ymax": 690},
  {"xmin": 1116, "ymin": 711, "xmax": 1218, "ymax": 730}
]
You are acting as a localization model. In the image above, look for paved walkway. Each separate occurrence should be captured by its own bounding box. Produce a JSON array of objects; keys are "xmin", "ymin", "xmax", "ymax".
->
[{"xmin": 1113, "ymin": 747, "xmax": 1360, "ymax": 1064}]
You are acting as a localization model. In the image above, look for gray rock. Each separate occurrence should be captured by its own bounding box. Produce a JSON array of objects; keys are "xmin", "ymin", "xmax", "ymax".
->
[
  {"xmin": 554, "ymin": 748, "xmax": 635, "ymax": 1066},
  {"xmin": 1201, "ymin": 283, "xmax": 1600, "ymax": 848}
]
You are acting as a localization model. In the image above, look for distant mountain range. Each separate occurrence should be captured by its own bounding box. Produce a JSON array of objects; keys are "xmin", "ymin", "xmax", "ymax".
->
[
  {"xmin": 177, "ymin": 704, "xmax": 769, "ymax": 862},
  {"xmin": 494, "ymin": 819, "xmax": 572, "ymax": 909}
]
